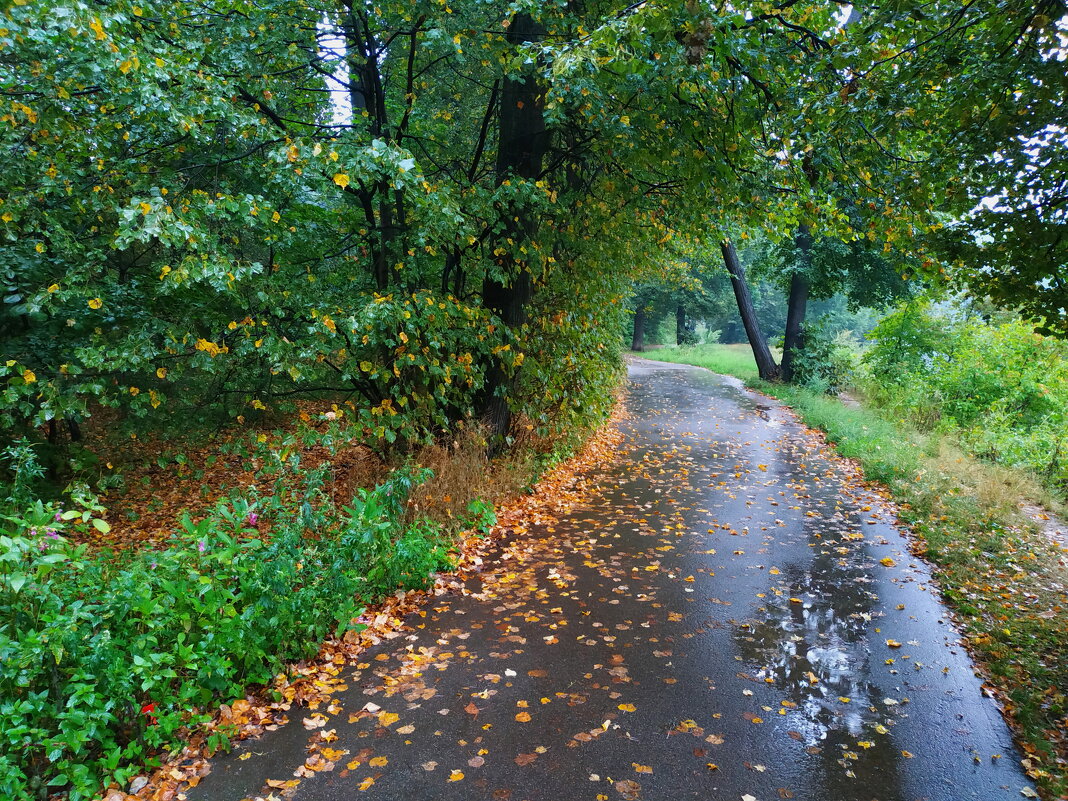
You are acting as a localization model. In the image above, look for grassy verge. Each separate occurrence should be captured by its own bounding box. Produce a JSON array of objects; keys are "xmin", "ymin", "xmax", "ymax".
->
[{"xmin": 643, "ymin": 344, "xmax": 1068, "ymax": 798}]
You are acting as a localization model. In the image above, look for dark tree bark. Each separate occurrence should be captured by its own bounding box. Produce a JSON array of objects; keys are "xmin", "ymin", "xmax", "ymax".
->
[
  {"xmin": 780, "ymin": 224, "xmax": 812, "ymax": 382},
  {"xmin": 720, "ymin": 238, "xmax": 780, "ymax": 381},
  {"xmin": 480, "ymin": 12, "xmax": 547, "ymax": 452},
  {"xmin": 631, "ymin": 307, "xmax": 646, "ymax": 352},
  {"xmin": 675, "ymin": 305, "xmax": 686, "ymax": 345}
]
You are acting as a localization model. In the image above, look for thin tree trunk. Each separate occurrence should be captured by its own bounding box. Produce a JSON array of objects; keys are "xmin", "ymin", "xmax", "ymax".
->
[
  {"xmin": 676, "ymin": 305, "xmax": 686, "ymax": 345},
  {"xmin": 720, "ymin": 238, "xmax": 779, "ymax": 381},
  {"xmin": 480, "ymin": 12, "xmax": 547, "ymax": 452},
  {"xmin": 780, "ymin": 225, "xmax": 812, "ymax": 382},
  {"xmin": 631, "ymin": 307, "xmax": 646, "ymax": 352}
]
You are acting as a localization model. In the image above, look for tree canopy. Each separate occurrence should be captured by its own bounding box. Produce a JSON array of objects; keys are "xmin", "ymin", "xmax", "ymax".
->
[{"xmin": 2, "ymin": 0, "xmax": 1064, "ymax": 451}]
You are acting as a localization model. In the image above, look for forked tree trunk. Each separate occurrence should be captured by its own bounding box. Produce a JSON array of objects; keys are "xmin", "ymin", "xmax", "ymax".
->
[
  {"xmin": 480, "ymin": 12, "xmax": 547, "ymax": 452},
  {"xmin": 720, "ymin": 238, "xmax": 779, "ymax": 381},
  {"xmin": 631, "ymin": 307, "xmax": 646, "ymax": 351},
  {"xmin": 780, "ymin": 224, "xmax": 812, "ymax": 382}
]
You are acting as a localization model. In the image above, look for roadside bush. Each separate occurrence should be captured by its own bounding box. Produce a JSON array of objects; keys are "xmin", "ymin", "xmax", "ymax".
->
[
  {"xmin": 860, "ymin": 302, "xmax": 1068, "ymax": 493},
  {"xmin": 0, "ymin": 443, "xmax": 456, "ymax": 801},
  {"xmin": 790, "ymin": 319, "xmax": 861, "ymax": 394}
]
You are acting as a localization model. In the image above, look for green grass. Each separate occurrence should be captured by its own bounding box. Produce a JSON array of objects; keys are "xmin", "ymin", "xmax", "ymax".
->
[
  {"xmin": 639, "ymin": 343, "xmax": 766, "ymax": 382},
  {"xmin": 645, "ymin": 344, "xmax": 1068, "ymax": 799}
]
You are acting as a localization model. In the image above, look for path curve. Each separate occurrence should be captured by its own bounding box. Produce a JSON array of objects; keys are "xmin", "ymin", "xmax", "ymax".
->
[{"xmin": 191, "ymin": 359, "xmax": 1031, "ymax": 801}]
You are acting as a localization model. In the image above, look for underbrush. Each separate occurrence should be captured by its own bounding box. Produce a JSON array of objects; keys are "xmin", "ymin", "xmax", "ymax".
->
[
  {"xmin": 0, "ymin": 370, "xmax": 618, "ymax": 801},
  {"xmin": 0, "ymin": 442, "xmax": 493, "ymax": 801},
  {"xmin": 649, "ymin": 348, "xmax": 1068, "ymax": 797}
]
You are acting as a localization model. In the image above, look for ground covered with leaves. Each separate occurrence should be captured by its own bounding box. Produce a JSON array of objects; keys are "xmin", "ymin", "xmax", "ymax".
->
[{"xmin": 173, "ymin": 360, "xmax": 1037, "ymax": 801}]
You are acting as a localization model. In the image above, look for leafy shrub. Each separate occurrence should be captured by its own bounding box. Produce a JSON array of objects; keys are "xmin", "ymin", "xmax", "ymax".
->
[
  {"xmin": 0, "ymin": 447, "xmax": 459, "ymax": 800},
  {"xmin": 790, "ymin": 319, "xmax": 860, "ymax": 394},
  {"xmin": 860, "ymin": 301, "xmax": 1068, "ymax": 493}
]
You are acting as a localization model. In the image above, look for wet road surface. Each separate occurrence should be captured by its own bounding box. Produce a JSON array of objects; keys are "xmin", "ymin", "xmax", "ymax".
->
[{"xmin": 191, "ymin": 359, "xmax": 1031, "ymax": 801}]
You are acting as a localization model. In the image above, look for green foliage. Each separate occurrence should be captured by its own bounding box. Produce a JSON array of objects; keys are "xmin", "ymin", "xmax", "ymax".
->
[
  {"xmin": 0, "ymin": 451, "xmax": 453, "ymax": 800},
  {"xmin": 787, "ymin": 320, "xmax": 862, "ymax": 394},
  {"xmin": 860, "ymin": 303, "xmax": 1068, "ymax": 492}
]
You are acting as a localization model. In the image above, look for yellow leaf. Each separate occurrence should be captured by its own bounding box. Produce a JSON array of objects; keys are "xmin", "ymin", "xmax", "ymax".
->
[
  {"xmin": 617, "ymin": 703, "xmax": 636, "ymax": 712},
  {"xmin": 139, "ymin": 202, "xmax": 152, "ymax": 215},
  {"xmin": 119, "ymin": 60, "xmax": 132, "ymax": 74},
  {"xmin": 22, "ymin": 369, "xmax": 36, "ymax": 383},
  {"xmin": 88, "ymin": 297, "xmax": 103, "ymax": 310},
  {"xmin": 90, "ymin": 17, "xmax": 106, "ymax": 40},
  {"xmin": 35, "ymin": 243, "xmax": 45, "ymax": 253},
  {"xmin": 377, "ymin": 711, "xmax": 399, "ymax": 727},
  {"xmin": 632, "ymin": 763, "xmax": 652, "ymax": 774},
  {"xmin": 358, "ymin": 776, "xmax": 375, "ymax": 791},
  {"xmin": 448, "ymin": 770, "xmax": 464, "ymax": 782},
  {"xmin": 333, "ymin": 173, "xmax": 350, "ymax": 188},
  {"xmin": 369, "ymin": 756, "xmax": 387, "ymax": 767},
  {"xmin": 515, "ymin": 711, "xmax": 531, "ymax": 722},
  {"xmin": 880, "ymin": 557, "xmax": 896, "ymax": 567},
  {"xmin": 47, "ymin": 284, "xmax": 59, "ymax": 293}
]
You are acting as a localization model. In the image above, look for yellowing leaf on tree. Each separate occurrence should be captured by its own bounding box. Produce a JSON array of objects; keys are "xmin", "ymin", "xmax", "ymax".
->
[
  {"xmin": 333, "ymin": 173, "xmax": 350, "ymax": 188},
  {"xmin": 90, "ymin": 17, "xmax": 106, "ymax": 40},
  {"xmin": 22, "ymin": 369, "xmax": 36, "ymax": 383},
  {"xmin": 88, "ymin": 298, "xmax": 103, "ymax": 310}
]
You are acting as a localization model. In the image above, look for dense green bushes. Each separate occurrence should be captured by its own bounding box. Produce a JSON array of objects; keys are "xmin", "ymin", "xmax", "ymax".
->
[
  {"xmin": 857, "ymin": 303, "xmax": 1068, "ymax": 493},
  {"xmin": 0, "ymin": 442, "xmax": 482, "ymax": 801}
]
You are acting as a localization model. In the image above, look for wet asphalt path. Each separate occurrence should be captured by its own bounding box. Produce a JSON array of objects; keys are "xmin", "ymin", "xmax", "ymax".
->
[{"xmin": 191, "ymin": 359, "xmax": 1031, "ymax": 801}]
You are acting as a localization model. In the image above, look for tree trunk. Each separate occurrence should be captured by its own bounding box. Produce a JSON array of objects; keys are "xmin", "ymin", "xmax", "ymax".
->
[
  {"xmin": 631, "ymin": 307, "xmax": 646, "ymax": 351},
  {"xmin": 720, "ymin": 238, "xmax": 780, "ymax": 381},
  {"xmin": 480, "ymin": 12, "xmax": 547, "ymax": 452},
  {"xmin": 675, "ymin": 305, "xmax": 686, "ymax": 345},
  {"xmin": 780, "ymin": 225, "xmax": 812, "ymax": 382}
]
